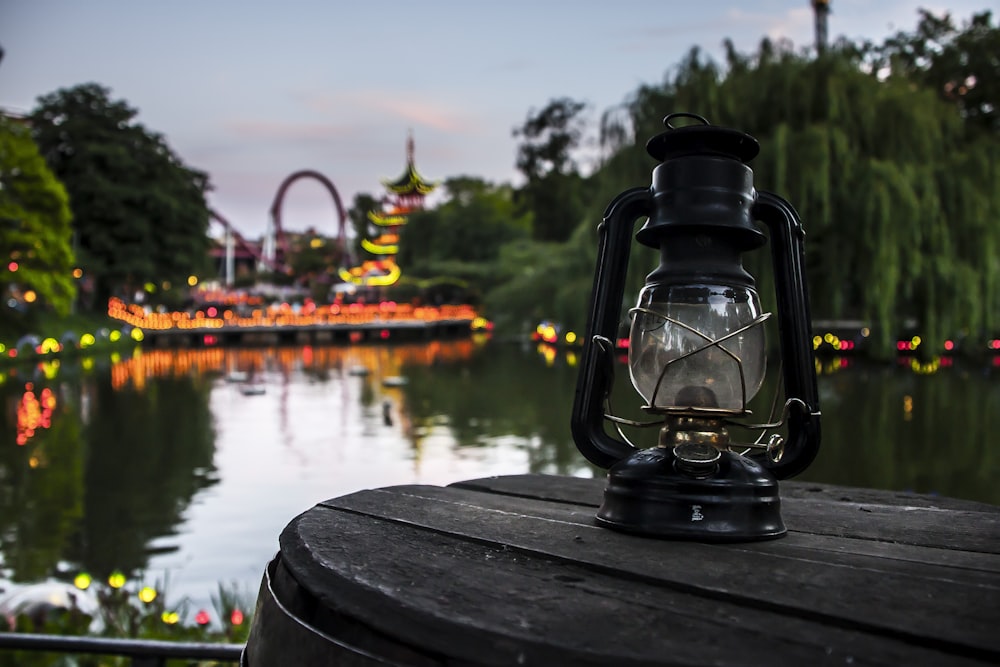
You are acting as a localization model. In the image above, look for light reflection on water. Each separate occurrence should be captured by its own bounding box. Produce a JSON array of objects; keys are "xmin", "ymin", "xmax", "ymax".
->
[
  {"xmin": 1, "ymin": 339, "xmax": 998, "ymax": 619},
  {"xmin": 133, "ymin": 341, "xmax": 582, "ymax": 613}
]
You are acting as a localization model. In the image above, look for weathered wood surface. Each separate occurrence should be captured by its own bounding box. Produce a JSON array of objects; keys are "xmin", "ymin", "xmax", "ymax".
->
[{"xmin": 245, "ymin": 474, "xmax": 1000, "ymax": 666}]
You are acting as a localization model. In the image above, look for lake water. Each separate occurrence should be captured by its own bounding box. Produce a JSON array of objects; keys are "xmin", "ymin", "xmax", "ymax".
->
[{"xmin": 2, "ymin": 338, "xmax": 998, "ymax": 621}]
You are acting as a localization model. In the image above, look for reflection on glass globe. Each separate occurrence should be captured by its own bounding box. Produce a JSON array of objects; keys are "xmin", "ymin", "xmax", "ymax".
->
[{"xmin": 628, "ymin": 283, "xmax": 766, "ymax": 412}]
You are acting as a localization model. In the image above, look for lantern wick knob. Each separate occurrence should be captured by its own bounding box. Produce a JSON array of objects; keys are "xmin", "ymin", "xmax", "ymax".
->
[
  {"xmin": 673, "ymin": 443, "xmax": 721, "ymax": 479},
  {"xmin": 661, "ymin": 416, "xmax": 729, "ymax": 479}
]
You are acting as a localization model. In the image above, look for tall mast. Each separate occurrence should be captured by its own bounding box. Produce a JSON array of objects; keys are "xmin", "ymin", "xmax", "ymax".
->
[{"xmin": 812, "ymin": 0, "xmax": 830, "ymax": 54}]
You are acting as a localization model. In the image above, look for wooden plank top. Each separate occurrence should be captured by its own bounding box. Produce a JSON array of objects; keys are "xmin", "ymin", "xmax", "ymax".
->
[{"xmin": 267, "ymin": 474, "xmax": 1000, "ymax": 667}]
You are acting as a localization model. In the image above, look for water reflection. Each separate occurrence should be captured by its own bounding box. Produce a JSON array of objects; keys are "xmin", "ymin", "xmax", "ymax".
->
[{"xmin": 1, "ymin": 341, "xmax": 997, "ymax": 612}]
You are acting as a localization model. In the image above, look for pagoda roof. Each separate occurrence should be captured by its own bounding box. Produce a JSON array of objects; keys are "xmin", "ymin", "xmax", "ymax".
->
[
  {"xmin": 382, "ymin": 132, "xmax": 437, "ymax": 195},
  {"xmin": 383, "ymin": 164, "xmax": 436, "ymax": 195}
]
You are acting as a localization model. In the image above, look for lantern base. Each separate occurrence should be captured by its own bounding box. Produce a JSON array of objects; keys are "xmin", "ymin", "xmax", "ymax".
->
[{"xmin": 596, "ymin": 447, "xmax": 785, "ymax": 541}]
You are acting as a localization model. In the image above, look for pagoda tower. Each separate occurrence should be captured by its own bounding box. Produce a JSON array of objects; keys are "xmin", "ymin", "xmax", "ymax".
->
[{"xmin": 339, "ymin": 132, "xmax": 436, "ymax": 287}]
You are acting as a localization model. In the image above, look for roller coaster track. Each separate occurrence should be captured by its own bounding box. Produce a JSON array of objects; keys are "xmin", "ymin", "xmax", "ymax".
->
[
  {"xmin": 211, "ymin": 170, "xmax": 350, "ymax": 276},
  {"xmin": 267, "ymin": 170, "xmax": 350, "ymax": 270}
]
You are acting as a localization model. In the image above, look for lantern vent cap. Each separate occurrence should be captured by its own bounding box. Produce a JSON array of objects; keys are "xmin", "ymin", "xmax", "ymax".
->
[{"xmin": 646, "ymin": 113, "xmax": 759, "ymax": 164}]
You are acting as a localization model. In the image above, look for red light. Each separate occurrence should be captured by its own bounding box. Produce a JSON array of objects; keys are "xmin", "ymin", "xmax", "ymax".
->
[
  {"xmin": 991, "ymin": 340, "xmax": 1000, "ymax": 350},
  {"xmin": 206, "ymin": 306, "xmax": 218, "ymax": 317},
  {"xmin": 195, "ymin": 610, "xmax": 210, "ymax": 626},
  {"xmin": 896, "ymin": 341, "xmax": 906, "ymax": 351},
  {"xmin": 230, "ymin": 609, "xmax": 244, "ymax": 626},
  {"xmin": 7, "ymin": 261, "xmax": 17, "ymax": 272},
  {"xmin": 203, "ymin": 335, "xmax": 218, "ymax": 345},
  {"xmin": 8, "ymin": 349, "xmax": 16, "ymax": 358},
  {"xmin": 380, "ymin": 329, "xmax": 390, "ymax": 339},
  {"xmin": 616, "ymin": 338, "xmax": 629, "ymax": 349},
  {"xmin": 944, "ymin": 340, "xmax": 954, "ymax": 351}
]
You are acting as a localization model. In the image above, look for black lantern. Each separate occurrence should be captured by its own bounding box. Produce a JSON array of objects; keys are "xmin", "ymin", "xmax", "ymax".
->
[{"xmin": 571, "ymin": 113, "xmax": 821, "ymax": 541}]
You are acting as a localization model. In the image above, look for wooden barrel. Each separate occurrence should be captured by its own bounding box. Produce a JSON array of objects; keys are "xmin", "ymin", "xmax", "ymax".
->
[{"xmin": 244, "ymin": 474, "xmax": 1000, "ymax": 666}]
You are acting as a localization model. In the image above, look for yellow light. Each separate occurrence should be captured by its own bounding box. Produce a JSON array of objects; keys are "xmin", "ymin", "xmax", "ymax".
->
[
  {"xmin": 162, "ymin": 281, "xmax": 171, "ymax": 290},
  {"xmin": 161, "ymin": 611, "xmax": 180, "ymax": 625},
  {"xmin": 310, "ymin": 238, "xmax": 324, "ymax": 248},
  {"xmin": 565, "ymin": 331, "xmax": 577, "ymax": 344},
  {"xmin": 108, "ymin": 571, "xmax": 126, "ymax": 589},
  {"xmin": 911, "ymin": 336, "xmax": 922, "ymax": 347},
  {"xmin": 24, "ymin": 290, "xmax": 37, "ymax": 303},
  {"xmin": 860, "ymin": 327, "xmax": 870, "ymax": 337},
  {"xmin": 109, "ymin": 330, "xmax": 121, "ymax": 342},
  {"xmin": 812, "ymin": 335, "xmax": 822, "ymax": 348},
  {"xmin": 187, "ymin": 275, "xmax": 198, "ymax": 286},
  {"xmin": 823, "ymin": 333, "xmax": 834, "ymax": 344},
  {"xmin": 74, "ymin": 573, "xmax": 92, "ymax": 590},
  {"xmin": 72, "ymin": 268, "xmax": 83, "ymax": 279},
  {"xmin": 144, "ymin": 282, "xmax": 156, "ymax": 292},
  {"xmin": 138, "ymin": 586, "xmax": 157, "ymax": 603},
  {"xmin": 0, "ymin": 343, "xmax": 5, "ymax": 354},
  {"xmin": 81, "ymin": 333, "xmax": 96, "ymax": 347},
  {"xmin": 131, "ymin": 328, "xmax": 144, "ymax": 342}
]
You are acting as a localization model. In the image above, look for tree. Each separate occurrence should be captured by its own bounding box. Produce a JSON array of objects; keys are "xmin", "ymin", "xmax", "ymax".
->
[
  {"xmin": 288, "ymin": 229, "xmax": 345, "ymax": 301},
  {"xmin": 347, "ymin": 191, "xmax": 379, "ymax": 262},
  {"xmin": 485, "ymin": 12, "xmax": 1000, "ymax": 353},
  {"xmin": 513, "ymin": 98, "xmax": 589, "ymax": 242},
  {"xmin": 396, "ymin": 177, "xmax": 531, "ymax": 297},
  {"xmin": 29, "ymin": 84, "xmax": 211, "ymax": 304},
  {"xmin": 876, "ymin": 10, "xmax": 998, "ymax": 134},
  {"xmin": 0, "ymin": 115, "xmax": 76, "ymax": 323}
]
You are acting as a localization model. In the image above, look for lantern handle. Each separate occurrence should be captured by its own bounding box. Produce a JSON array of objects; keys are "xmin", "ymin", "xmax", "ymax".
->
[
  {"xmin": 752, "ymin": 191, "xmax": 822, "ymax": 478},
  {"xmin": 663, "ymin": 112, "xmax": 710, "ymax": 129},
  {"xmin": 571, "ymin": 187, "xmax": 652, "ymax": 469}
]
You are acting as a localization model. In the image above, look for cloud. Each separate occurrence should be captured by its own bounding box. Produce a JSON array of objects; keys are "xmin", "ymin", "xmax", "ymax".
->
[
  {"xmin": 223, "ymin": 119, "xmax": 357, "ymax": 142},
  {"xmin": 295, "ymin": 90, "xmax": 476, "ymax": 134}
]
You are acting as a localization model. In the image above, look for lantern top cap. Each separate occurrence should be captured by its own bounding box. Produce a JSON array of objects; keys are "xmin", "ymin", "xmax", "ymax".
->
[{"xmin": 646, "ymin": 113, "xmax": 760, "ymax": 164}]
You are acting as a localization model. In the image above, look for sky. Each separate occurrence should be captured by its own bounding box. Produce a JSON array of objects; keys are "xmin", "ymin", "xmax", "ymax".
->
[{"xmin": 1, "ymin": 0, "xmax": 992, "ymax": 238}]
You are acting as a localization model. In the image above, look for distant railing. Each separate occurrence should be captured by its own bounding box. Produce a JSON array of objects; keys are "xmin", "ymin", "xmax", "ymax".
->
[{"xmin": 0, "ymin": 632, "xmax": 244, "ymax": 666}]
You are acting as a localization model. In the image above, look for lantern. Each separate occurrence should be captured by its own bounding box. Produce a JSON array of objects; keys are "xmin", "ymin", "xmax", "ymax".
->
[{"xmin": 571, "ymin": 113, "xmax": 821, "ymax": 541}]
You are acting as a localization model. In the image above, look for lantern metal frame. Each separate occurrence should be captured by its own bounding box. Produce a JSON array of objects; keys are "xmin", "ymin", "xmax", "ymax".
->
[{"xmin": 570, "ymin": 114, "xmax": 822, "ymax": 541}]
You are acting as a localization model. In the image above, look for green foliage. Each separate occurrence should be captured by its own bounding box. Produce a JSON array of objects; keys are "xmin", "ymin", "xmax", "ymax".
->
[
  {"xmin": 287, "ymin": 231, "xmax": 344, "ymax": 301},
  {"xmin": 348, "ymin": 191, "xmax": 379, "ymax": 261},
  {"xmin": 2, "ymin": 576, "xmax": 251, "ymax": 666},
  {"xmin": 875, "ymin": 10, "xmax": 998, "ymax": 134},
  {"xmin": 29, "ymin": 84, "xmax": 211, "ymax": 304},
  {"xmin": 397, "ymin": 177, "xmax": 530, "ymax": 292},
  {"xmin": 513, "ymin": 98, "xmax": 590, "ymax": 242},
  {"xmin": 485, "ymin": 11, "xmax": 1000, "ymax": 355},
  {"xmin": 0, "ymin": 116, "xmax": 76, "ymax": 322}
]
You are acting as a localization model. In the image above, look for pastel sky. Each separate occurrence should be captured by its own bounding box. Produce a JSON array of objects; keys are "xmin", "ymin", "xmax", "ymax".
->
[{"xmin": 1, "ymin": 1, "xmax": 990, "ymax": 238}]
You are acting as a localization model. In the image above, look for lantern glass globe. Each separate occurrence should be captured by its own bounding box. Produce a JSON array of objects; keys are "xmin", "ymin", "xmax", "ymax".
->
[{"xmin": 628, "ymin": 283, "xmax": 766, "ymax": 413}]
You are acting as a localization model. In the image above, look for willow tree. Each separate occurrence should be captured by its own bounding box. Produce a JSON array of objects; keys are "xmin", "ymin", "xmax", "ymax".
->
[{"xmin": 596, "ymin": 27, "xmax": 1000, "ymax": 355}]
